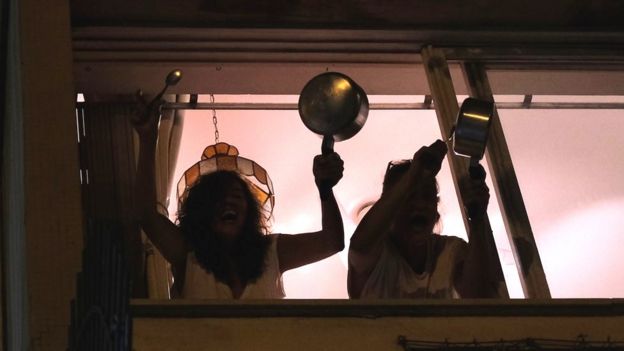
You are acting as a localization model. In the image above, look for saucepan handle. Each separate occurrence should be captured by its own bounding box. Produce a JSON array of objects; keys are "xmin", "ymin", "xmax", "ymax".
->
[
  {"xmin": 467, "ymin": 158, "xmax": 487, "ymax": 220},
  {"xmin": 319, "ymin": 135, "xmax": 335, "ymax": 201},
  {"xmin": 468, "ymin": 158, "xmax": 486, "ymax": 181}
]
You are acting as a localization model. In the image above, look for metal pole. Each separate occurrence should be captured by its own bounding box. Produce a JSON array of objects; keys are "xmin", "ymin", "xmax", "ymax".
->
[{"xmin": 155, "ymin": 101, "xmax": 624, "ymax": 111}]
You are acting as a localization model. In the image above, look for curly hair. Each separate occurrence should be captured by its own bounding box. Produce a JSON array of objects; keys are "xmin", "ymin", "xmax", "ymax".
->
[{"xmin": 177, "ymin": 170, "xmax": 271, "ymax": 285}]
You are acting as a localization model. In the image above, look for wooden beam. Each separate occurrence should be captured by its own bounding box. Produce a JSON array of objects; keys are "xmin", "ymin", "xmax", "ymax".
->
[
  {"xmin": 421, "ymin": 46, "xmax": 509, "ymax": 298},
  {"xmin": 462, "ymin": 62, "xmax": 551, "ymax": 298},
  {"xmin": 129, "ymin": 298, "xmax": 624, "ymax": 318}
]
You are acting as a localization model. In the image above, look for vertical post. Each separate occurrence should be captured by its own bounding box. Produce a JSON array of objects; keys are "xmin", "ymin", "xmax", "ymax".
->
[
  {"xmin": 421, "ymin": 46, "xmax": 509, "ymax": 298},
  {"xmin": 0, "ymin": 0, "xmax": 6, "ymax": 340},
  {"xmin": 463, "ymin": 62, "xmax": 551, "ymax": 298},
  {"xmin": 4, "ymin": 0, "xmax": 84, "ymax": 350},
  {"xmin": 3, "ymin": 0, "xmax": 29, "ymax": 348}
]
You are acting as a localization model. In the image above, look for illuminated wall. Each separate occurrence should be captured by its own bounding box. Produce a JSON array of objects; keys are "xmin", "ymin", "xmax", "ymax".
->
[{"xmin": 166, "ymin": 93, "xmax": 624, "ymax": 299}]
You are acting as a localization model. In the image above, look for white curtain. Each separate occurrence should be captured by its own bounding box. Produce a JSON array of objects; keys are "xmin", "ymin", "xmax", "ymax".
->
[{"xmin": 142, "ymin": 94, "xmax": 187, "ymax": 299}]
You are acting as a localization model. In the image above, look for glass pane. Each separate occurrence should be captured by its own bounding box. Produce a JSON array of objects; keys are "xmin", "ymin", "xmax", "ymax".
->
[{"xmin": 499, "ymin": 106, "xmax": 624, "ymax": 298}]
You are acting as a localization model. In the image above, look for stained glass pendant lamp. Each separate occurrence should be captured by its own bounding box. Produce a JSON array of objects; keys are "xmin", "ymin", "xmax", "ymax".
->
[
  {"xmin": 176, "ymin": 95, "xmax": 275, "ymax": 217},
  {"xmin": 176, "ymin": 142, "xmax": 275, "ymax": 216}
]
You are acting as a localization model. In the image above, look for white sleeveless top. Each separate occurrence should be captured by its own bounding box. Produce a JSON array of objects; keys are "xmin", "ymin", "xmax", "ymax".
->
[
  {"xmin": 360, "ymin": 235, "xmax": 468, "ymax": 299},
  {"xmin": 181, "ymin": 235, "xmax": 285, "ymax": 299}
]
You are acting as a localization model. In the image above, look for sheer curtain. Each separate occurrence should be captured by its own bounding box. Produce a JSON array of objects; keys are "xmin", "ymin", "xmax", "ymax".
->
[
  {"xmin": 143, "ymin": 94, "xmax": 187, "ymax": 298},
  {"xmin": 78, "ymin": 100, "xmax": 146, "ymax": 297},
  {"xmin": 77, "ymin": 94, "xmax": 186, "ymax": 299}
]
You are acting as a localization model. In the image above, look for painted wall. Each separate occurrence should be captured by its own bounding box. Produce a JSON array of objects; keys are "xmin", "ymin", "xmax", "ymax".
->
[{"xmin": 3, "ymin": 1, "xmax": 83, "ymax": 350}]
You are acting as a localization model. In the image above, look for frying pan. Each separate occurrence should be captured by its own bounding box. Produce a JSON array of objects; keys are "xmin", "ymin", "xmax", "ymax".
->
[{"xmin": 298, "ymin": 72, "xmax": 369, "ymax": 198}]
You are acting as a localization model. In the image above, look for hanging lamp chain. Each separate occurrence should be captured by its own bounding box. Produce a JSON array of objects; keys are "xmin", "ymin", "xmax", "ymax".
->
[{"xmin": 211, "ymin": 94, "xmax": 219, "ymax": 143}]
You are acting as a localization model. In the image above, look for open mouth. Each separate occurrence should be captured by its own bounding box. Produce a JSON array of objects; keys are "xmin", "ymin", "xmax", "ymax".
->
[{"xmin": 220, "ymin": 210, "xmax": 238, "ymax": 221}]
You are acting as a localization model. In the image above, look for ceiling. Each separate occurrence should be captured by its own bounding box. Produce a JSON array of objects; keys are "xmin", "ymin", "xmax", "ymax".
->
[{"xmin": 70, "ymin": 0, "xmax": 624, "ymax": 30}]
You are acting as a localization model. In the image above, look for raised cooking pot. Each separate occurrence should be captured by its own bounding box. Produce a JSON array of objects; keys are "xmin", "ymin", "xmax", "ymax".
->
[
  {"xmin": 452, "ymin": 97, "xmax": 494, "ymax": 161},
  {"xmin": 298, "ymin": 72, "xmax": 369, "ymax": 155}
]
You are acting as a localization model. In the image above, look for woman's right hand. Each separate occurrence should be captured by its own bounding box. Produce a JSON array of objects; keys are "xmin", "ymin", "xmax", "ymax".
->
[
  {"xmin": 131, "ymin": 90, "xmax": 164, "ymax": 139},
  {"xmin": 412, "ymin": 139, "xmax": 447, "ymax": 175}
]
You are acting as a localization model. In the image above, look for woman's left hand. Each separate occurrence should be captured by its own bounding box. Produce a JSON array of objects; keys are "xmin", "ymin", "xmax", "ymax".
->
[{"xmin": 313, "ymin": 152, "xmax": 344, "ymax": 190}]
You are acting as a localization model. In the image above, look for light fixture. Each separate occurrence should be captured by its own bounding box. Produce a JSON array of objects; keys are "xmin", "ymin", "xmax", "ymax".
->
[{"xmin": 176, "ymin": 95, "xmax": 275, "ymax": 217}]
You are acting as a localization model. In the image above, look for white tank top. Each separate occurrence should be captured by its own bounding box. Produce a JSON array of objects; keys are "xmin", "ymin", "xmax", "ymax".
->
[
  {"xmin": 360, "ymin": 235, "xmax": 468, "ymax": 299},
  {"xmin": 181, "ymin": 235, "xmax": 285, "ymax": 299}
]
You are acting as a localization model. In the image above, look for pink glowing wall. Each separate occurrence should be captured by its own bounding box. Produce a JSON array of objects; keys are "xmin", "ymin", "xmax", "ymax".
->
[{"xmin": 167, "ymin": 95, "xmax": 624, "ymax": 298}]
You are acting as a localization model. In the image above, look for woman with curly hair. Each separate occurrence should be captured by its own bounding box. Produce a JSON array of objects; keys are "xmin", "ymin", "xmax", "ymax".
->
[{"xmin": 133, "ymin": 99, "xmax": 344, "ymax": 299}]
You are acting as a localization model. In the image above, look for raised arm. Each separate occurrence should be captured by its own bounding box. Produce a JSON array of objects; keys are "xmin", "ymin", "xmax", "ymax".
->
[
  {"xmin": 454, "ymin": 164, "xmax": 500, "ymax": 298},
  {"xmin": 133, "ymin": 93, "xmax": 187, "ymax": 270},
  {"xmin": 348, "ymin": 140, "xmax": 447, "ymax": 297},
  {"xmin": 277, "ymin": 152, "xmax": 345, "ymax": 273}
]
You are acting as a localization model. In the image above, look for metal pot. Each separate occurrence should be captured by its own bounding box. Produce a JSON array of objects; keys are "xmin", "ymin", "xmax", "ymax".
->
[
  {"xmin": 453, "ymin": 97, "xmax": 494, "ymax": 161},
  {"xmin": 298, "ymin": 72, "xmax": 369, "ymax": 154}
]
